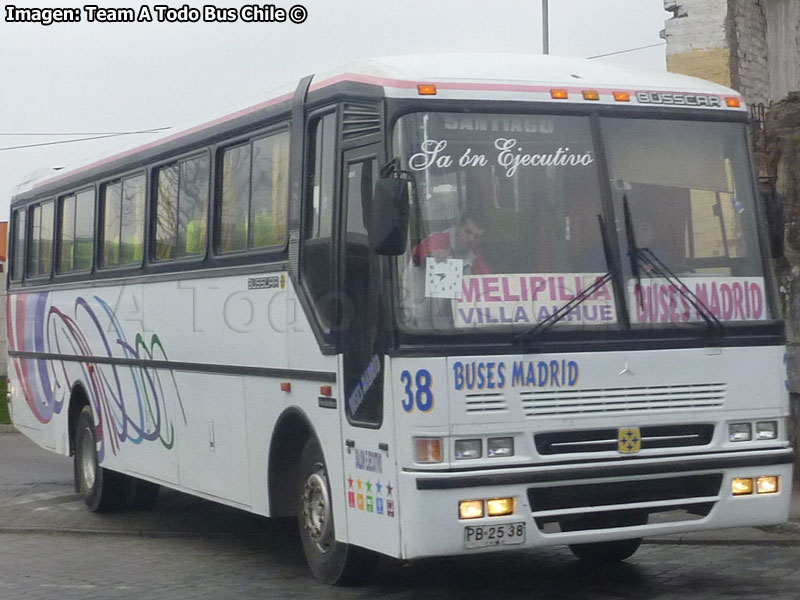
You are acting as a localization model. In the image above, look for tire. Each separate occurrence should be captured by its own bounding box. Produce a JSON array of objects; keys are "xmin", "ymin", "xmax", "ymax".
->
[
  {"xmin": 296, "ymin": 437, "xmax": 376, "ymax": 585},
  {"xmin": 564, "ymin": 511, "xmax": 645, "ymax": 565},
  {"xmin": 125, "ymin": 477, "xmax": 160, "ymax": 510},
  {"xmin": 568, "ymin": 537, "xmax": 642, "ymax": 564},
  {"xmin": 73, "ymin": 405, "xmax": 124, "ymax": 512}
]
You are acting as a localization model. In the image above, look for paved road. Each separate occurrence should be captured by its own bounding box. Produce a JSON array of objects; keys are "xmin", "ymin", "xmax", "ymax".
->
[{"xmin": 2, "ymin": 432, "xmax": 799, "ymax": 600}]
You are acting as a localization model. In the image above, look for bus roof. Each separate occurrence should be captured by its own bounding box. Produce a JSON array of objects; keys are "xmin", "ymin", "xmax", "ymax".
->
[
  {"xmin": 311, "ymin": 53, "xmax": 741, "ymax": 100},
  {"xmin": 15, "ymin": 53, "xmax": 744, "ymax": 201}
]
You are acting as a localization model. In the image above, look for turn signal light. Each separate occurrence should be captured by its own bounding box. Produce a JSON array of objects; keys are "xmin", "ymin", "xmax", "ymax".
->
[
  {"xmin": 417, "ymin": 84, "xmax": 437, "ymax": 96},
  {"xmin": 613, "ymin": 91, "xmax": 631, "ymax": 102},
  {"xmin": 414, "ymin": 437, "xmax": 443, "ymax": 463},
  {"xmin": 756, "ymin": 476, "xmax": 779, "ymax": 494},
  {"xmin": 459, "ymin": 500, "xmax": 484, "ymax": 519},
  {"xmin": 732, "ymin": 478, "xmax": 754, "ymax": 495},
  {"xmin": 550, "ymin": 89, "xmax": 568, "ymax": 99},
  {"xmin": 582, "ymin": 90, "xmax": 599, "ymax": 101},
  {"xmin": 487, "ymin": 497, "xmax": 515, "ymax": 517},
  {"xmin": 725, "ymin": 97, "xmax": 741, "ymax": 108}
]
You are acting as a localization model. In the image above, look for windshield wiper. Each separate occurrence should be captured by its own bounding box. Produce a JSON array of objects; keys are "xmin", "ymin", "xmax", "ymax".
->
[
  {"xmin": 622, "ymin": 196, "xmax": 724, "ymax": 337},
  {"xmin": 516, "ymin": 214, "xmax": 621, "ymax": 345}
]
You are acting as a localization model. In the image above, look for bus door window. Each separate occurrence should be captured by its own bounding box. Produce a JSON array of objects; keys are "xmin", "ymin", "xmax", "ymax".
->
[
  {"xmin": 301, "ymin": 112, "xmax": 337, "ymax": 333},
  {"xmin": 341, "ymin": 154, "xmax": 383, "ymax": 426}
]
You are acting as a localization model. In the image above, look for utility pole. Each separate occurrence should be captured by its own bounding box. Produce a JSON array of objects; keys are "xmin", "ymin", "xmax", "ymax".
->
[{"xmin": 542, "ymin": 0, "xmax": 549, "ymax": 54}]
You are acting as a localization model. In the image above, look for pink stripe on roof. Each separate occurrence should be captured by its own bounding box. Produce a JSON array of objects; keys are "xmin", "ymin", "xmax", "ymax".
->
[
  {"xmin": 309, "ymin": 72, "xmax": 742, "ymax": 101},
  {"xmin": 32, "ymin": 91, "xmax": 293, "ymax": 192}
]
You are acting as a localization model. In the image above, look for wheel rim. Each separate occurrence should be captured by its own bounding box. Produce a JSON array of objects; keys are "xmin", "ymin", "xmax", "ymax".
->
[
  {"xmin": 302, "ymin": 465, "xmax": 333, "ymax": 553},
  {"xmin": 79, "ymin": 427, "xmax": 97, "ymax": 491}
]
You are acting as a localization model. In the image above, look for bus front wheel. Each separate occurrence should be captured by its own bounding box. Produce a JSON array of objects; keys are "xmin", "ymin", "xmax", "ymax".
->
[
  {"xmin": 568, "ymin": 538, "xmax": 642, "ymax": 565},
  {"xmin": 296, "ymin": 437, "xmax": 376, "ymax": 585},
  {"xmin": 74, "ymin": 406, "xmax": 124, "ymax": 512}
]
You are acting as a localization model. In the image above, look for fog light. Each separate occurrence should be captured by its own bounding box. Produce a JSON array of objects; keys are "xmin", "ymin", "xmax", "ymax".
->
[
  {"xmin": 729, "ymin": 423, "xmax": 752, "ymax": 442},
  {"xmin": 487, "ymin": 437, "xmax": 514, "ymax": 458},
  {"xmin": 732, "ymin": 477, "xmax": 754, "ymax": 495},
  {"xmin": 755, "ymin": 421, "xmax": 778, "ymax": 440},
  {"xmin": 756, "ymin": 476, "xmax": 779, "ymax": 494},
  {"xmin": 414, "ymin": 438, "xmax": 443, "ymax": 463},
  {"xmin": 487, "ymin": 497, "xmax": 515, "ymax": 517},
  {"xmin": 455, "ymin": 439, "xmax": 482, "ymax": 460},
  {"xmin": 459, "ymin": 500, "xmax": 484, "ymax": 519}
]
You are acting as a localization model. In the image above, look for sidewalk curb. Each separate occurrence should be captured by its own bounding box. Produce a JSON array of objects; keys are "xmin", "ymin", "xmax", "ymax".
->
[{"xmin": 0, "ymin": 424, "xmax": 18, "ymax": 434}]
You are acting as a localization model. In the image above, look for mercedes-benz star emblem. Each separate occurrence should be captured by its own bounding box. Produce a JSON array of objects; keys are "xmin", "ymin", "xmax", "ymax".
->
[{"xmin": 618, "ymin": 360, "xmax": 634, "ymax": 376}]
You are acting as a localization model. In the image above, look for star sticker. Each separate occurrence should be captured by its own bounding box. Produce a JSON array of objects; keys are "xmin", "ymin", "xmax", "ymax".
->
[
  {"xmin": 386, "ymin": 483, "xmax": 393, "ymax": 496},
  {"xmin": 366, "ymin": 481, "xmax": 372, "ymax": 492},
  {"xmin": 376, "ymin": 481, "xmax": 383, "ymax": 494},
  {"xmin": 356, "ymin": 479, "xmax": 363, "ymax": 490},
  {"xmin": 347, "ymin": 476, "xmax": 353, "ymax": 488}
]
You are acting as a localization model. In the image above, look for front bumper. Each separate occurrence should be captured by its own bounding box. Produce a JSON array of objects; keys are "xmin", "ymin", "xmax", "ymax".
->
[{"xmin": 398, "ymin": 448, "xmax": 794, "ymax": 559}]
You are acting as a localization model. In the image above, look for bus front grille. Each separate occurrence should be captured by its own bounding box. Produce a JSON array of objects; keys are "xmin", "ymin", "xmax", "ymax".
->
[
  {"xmin": 529, "ymin": 473, "xmax": 723, "ymax": 533},
  {"xmin": 535, "ymin": 424, "xmax": 714, "ymax": 455},
  {"xmin": 521, "ymin": 382, "xmax": 726, "ymax": 417},
  {"xmin": 464, "ymin": 392, "xmax": 509, "ymax": 414}
]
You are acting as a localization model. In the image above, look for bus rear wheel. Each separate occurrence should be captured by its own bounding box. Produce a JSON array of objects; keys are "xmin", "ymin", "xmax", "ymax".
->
[
  {"xmin": 74, "ymin": 406, "xmax": 124, "ymax": 512},
  {"xmin": 296, "ymin": 437, "xmax": 376, "ymax": 585}
]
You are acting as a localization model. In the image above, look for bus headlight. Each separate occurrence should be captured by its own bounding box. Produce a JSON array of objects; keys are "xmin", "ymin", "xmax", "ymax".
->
[
  {"xmin": 755, "ymin": 421, "xmax": 778, "ymax": 440},
  {"xmin": 487, "ymin": 497, "xmax": 515, "ymax": 516},
  {"xmin": 455, "ymin": 439, "xmax": 482, "ymax": 460},
  {"xmin": 756, "ymin": 476, "xmax": 779, "ymax": 494},
  {"xmin": 729, "ymin": 423, "xmax": 752, "ymax": 442},
  {"xmin": 459, "ymin": 500, "xmax": 484, "ymax": 519},
  {"xmin": 487, "ymin": 437, "xmax": 514, "ymax": 458},
  {"xmin": 414, "ymin": 438, "xmax": 443, "ymax": 463},
  {"xmin": 732, "ymin": 478, "xmax": 754, "ymax": 495}
]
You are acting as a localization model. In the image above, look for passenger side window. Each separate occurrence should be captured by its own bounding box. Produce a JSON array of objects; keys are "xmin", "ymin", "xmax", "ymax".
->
[
  {"xmin": 101, "ymin": 174, "xmax": 145, "ymax": 268},
  {"xmin": 218, "ymin": 129, "xmax": 289, "ymax": 253},
  {"xmin": 58, "ymin": 188, "xmax": 95, "ymax": 273},
  {"xmin": 27, "ymin": 200, "xmax": 54, "ymax": 278},
  {"xmin": 155, "ymin": 154, "xmax": 210, "ymax": 260},
  {"xmin": 10, "ymin": 208, "xmax": 26, "ymax": 281}
]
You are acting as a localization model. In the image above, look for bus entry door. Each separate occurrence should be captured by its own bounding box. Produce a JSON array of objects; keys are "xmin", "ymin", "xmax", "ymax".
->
[{"xmin": 339, "ymin": 147, "xmax": 400, "ymax": 556}]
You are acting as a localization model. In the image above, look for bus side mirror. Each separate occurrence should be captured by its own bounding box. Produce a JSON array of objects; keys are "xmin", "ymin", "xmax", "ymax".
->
[
  {"xmin": 761, "ymin": 183, "xmax": 784, "ymax": 258},
  {"xmin": 370, "ymin": 177, "xmax": 409, "ymax": 255}
]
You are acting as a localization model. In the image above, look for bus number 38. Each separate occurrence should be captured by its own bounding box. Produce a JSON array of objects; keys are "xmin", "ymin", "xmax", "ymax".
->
[{"xmin": 400, "ymin": 369, "xmax": 434, "ymax": 412}]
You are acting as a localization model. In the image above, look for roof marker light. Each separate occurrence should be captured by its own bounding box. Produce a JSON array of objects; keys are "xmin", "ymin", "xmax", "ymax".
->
[
  {"xmin": 613, "ymin": 91, "xmax": 631, "ymax": 102},
  {"xmin": 582, "ymin": 90, "xmax": 600, "ymax": 101},
  {"xmin": 725, "ymin": 97, "xmax": 741, "ymax": 108},
  {"xmin": 550, "ymin": 89, "xmax": 568, "ymax": 100},
  {"xmin": 417, "ymin": 84, "xmax": 437, "ymax": 96}
]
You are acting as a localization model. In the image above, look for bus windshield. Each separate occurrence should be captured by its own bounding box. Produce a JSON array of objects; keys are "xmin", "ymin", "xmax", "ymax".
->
[{"xmin": 392, "ymin": 112, "xmax": 771, "ymax": 334}]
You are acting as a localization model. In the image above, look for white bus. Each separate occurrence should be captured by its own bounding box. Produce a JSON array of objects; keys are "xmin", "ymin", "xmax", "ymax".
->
[{"xmin": 7, "ymin": 54, "xmax": 793, "ymax": 584}]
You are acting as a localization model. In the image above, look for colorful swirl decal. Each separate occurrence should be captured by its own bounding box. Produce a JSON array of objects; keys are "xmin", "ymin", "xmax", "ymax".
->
[{"xmin": 8, "ymin": 292, "xmax": 187, "ymax": 459}]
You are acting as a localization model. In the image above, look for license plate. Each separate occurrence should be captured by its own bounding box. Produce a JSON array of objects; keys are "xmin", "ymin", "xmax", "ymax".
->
[{"xmin": 464, "ymin": 521, "xmax": 526, "ymax": 549}]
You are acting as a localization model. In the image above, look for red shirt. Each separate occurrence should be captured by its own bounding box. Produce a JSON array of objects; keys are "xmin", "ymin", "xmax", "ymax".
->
[{"xmin": 412, "ymin": 229, "xmax": 490, "ymax": 274}]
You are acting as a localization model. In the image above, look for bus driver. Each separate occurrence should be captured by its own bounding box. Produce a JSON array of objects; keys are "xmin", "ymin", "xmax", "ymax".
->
[{"xmin": 412, "ymin": 211, "xmax": 490, "ymax": 275}]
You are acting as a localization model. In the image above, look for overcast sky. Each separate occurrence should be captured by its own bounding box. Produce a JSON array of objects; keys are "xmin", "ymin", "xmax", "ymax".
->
[{"xmin": 0, "ymin": 0, "xmax": 670, "ymax": 220}]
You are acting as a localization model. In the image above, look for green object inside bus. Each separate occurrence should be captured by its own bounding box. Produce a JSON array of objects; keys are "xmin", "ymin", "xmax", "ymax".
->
[{"xmin": 0, "ymin": 379, "xmax": 10, "ymax": 425}]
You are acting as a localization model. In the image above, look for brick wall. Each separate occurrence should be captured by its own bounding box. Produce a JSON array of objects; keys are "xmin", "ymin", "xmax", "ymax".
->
[
  {"xmin": 664, "ymin": 0, "xmax": 732, "ymax": 87},
  {"xmin": 663, "ymin": 0, "xmax": 799, "ymax": 105}
]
